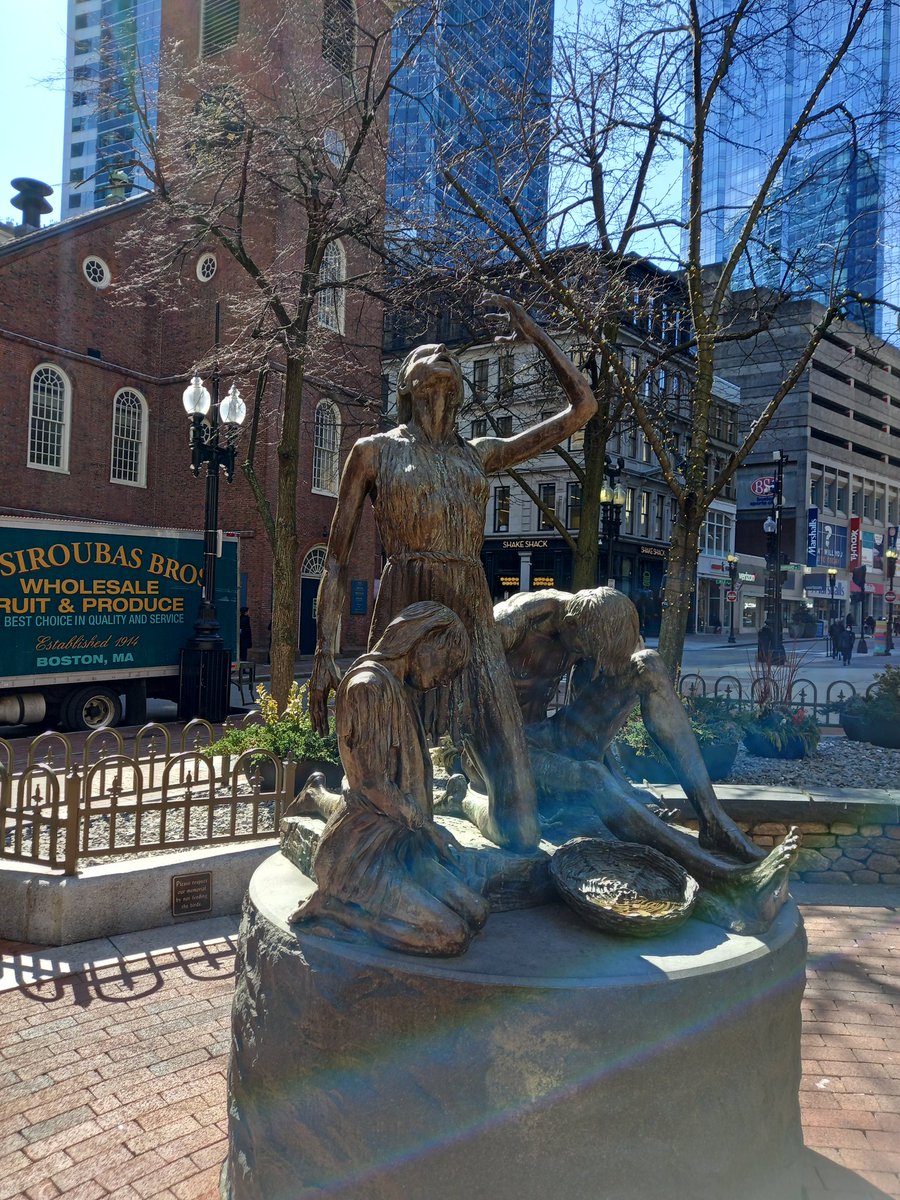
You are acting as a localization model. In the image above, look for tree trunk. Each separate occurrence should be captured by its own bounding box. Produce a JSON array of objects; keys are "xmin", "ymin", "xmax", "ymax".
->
[
  {"xmin": 571, "ymin": 408, "xmax": 608, "ymax": 591},
  {"xmin": 657, "ymin": 508, "xmax": 701, "ymax": 677},
  {"xmin": 573, "ymin": 484, "xmax": 602, "ymax": 590},
  {"xmin": 269, "ymin": 354, "xmax": 305, "ymax": 708}
]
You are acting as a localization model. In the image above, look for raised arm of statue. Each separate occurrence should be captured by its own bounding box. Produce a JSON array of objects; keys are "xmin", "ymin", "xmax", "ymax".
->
[
  {"xmin": 473, "ymin": 295, "xmax": 597, "ymax": 475},
  {"xmin": 309, "ymin": 439, "xmax": 378, "ymax": 735}
]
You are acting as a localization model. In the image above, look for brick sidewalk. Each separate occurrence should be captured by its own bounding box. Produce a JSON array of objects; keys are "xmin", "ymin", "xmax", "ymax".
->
[
  {"xmin": 0, "ymin": 938, "xmax": 236, "ymax": 1200},
  {"xmin": 0, "ymin": 903, "xmax": 898, "ymax": 1200},
  {"xmin": 801, "ymin": 904, "xmax": 900, "ymax": 1199}
]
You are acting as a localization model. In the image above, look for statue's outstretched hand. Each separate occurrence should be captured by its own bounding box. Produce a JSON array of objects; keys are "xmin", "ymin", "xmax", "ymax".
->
[
  {"xmin": 479, "ymin": 292, "xmax": 537, "ymax": 346},
  {"xmin": 309, "ymin": 652, "xmax": 341, "ymax": 736}
]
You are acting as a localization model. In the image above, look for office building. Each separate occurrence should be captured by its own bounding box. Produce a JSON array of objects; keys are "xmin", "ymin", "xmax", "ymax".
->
[
  {"xmin": 694, "ymin": 0, "xmax": 899, "ymax": 339},
  {"xmin": 386, "ymin": 0, "xmax": 553, "ymax": 246},
  {"xmin": 62, "ymin": 0, "xmax": 161, "ymax": 216},
  {"xmin": 721, "ymin": 299, "xmax": 900, "ymax": 631}
]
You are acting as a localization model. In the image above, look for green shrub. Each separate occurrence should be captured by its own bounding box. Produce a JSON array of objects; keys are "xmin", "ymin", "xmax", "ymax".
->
[
  {"xmin": 744, "ymin": 704, "xmax": 820, "ymax": 756},
  {"xmin": 616, "ymin": 694, "xmax": 745, "ymax": 759},
  {"xmin": 840, "ymin": 665, "xmax": 900, "ymax": 720},
  {"xmin": 206, "ymin": 681, "xmax": 340, "ymax": 764}
]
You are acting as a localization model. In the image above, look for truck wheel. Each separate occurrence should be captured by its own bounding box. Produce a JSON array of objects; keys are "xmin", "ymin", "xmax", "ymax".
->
[{"xmin": 63, "ymin": 686, "xmax": 123, "ymax": 732}]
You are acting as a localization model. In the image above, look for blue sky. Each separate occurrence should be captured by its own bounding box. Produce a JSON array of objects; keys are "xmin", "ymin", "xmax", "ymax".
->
[{"xmin": 0, "ymin": 2, "xmax": 69, "ymax": 227}]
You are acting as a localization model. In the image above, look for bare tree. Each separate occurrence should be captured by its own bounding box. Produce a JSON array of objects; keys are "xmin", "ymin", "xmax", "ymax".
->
[
  {"xmin": 117, "ymin": 0, "xmax": 432, "ymax": 704},
  {"xmin": 394, "ymin": 0, "xmax": 897, "ymax": 671}
]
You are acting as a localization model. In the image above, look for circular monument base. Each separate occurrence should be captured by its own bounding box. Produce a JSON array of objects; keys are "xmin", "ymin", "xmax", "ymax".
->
[{"xmin": 223, "ymin": 852, "xmax": 807, "ymax": 1200}]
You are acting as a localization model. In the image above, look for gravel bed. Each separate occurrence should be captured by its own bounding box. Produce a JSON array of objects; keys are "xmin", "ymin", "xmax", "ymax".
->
[
  {"xmin": 726, "ymin": 735, "xmax": 900, "ymax": 791},
  {"xmin": 6, "ymin": 783, "xmax": 277, "ymax": 867},
  {"xmin": 10, "ymin": 742, "xmax": 900, "ymax": 869}
]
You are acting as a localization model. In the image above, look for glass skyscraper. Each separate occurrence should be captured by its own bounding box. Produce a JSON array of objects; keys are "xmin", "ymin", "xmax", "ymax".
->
[
  {"xmin": 694, "ymin": 0, "xmax": 900, "ymax": 339},
  {"xmin": 386, "ymin": 0, "xmax": 554, "ymax": 248},
  {"xmin": 62, "ymin": 0, "xmax": 161, "ymax": 216}
]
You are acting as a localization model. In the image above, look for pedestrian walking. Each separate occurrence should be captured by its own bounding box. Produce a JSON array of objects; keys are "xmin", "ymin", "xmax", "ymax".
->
[
  {"xmin": 828, "ymin": 618, "xmax": 842, "ymax": 660},
  {"xmin": 841, "ymin": 623, "xmax": 854, "ymax": 666}
]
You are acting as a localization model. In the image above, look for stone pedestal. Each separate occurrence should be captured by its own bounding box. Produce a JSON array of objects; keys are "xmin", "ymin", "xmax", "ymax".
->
[{"xmin": 223, "ymin": 852, "xmax": 807, "ymax": 1200}]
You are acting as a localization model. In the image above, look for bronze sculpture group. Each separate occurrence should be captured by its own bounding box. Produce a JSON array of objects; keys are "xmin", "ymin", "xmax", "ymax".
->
[{"xmin": 292, "ymin": 296, "xmax": 799, "ymax": 956}]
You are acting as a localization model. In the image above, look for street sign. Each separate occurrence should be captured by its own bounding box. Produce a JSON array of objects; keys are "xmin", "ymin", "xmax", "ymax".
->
[
  {"xmin": 726, "ymin": 590, "xmax": 737, "ymax": 602},
  {"xmin": 782, "ymin": 563, "xmax": 805, "ymax": 573},
  {"xmin": 886, "ymin": 591, "xmax": 897, "ymax": 604}
]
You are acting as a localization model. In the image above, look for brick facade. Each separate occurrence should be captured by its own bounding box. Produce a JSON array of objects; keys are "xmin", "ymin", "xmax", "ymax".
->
[{"xmin": 0, "ymin": 0, "xmax": 388, "ymax": 660}]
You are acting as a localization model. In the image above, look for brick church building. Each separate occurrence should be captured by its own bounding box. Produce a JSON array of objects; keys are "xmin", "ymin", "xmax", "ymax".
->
[{"xmin": 0, "ymin": 0, "xmax": 386, "ymax": 662}]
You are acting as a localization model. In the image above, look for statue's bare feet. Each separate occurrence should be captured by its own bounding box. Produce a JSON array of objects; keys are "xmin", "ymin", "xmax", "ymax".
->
[
  {"xmin": 697, "ymin": 812, "xmax": 766, "ymax": 863},
  {"xmin": 697, "ymin": 829, "xmax": 800, "ymax": 933},
  {"xmin": 734, "ymin": 827, "xmax": 800, "ymax": 925},
  {"xmin": 291, "ymin": 772, "xmax": 342, "ymax": 820},
  {"xmin": 743, "ymin": 827, "xmax": 800, "ymax": 893},
  {"xmin": 462, "ymin": 792, "xmax": 541, "ymax": 853}
]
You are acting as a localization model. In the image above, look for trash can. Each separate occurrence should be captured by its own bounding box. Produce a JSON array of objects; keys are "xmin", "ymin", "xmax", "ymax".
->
[{"xmin": 816, "ymin": 619, "xmax": 825, "ymax": 639}]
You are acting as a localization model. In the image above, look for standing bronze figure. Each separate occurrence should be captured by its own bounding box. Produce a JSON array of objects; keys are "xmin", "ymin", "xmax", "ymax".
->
[
  {"xmin": 292, "ymin": 602, "xmax": 489, "ymax": 956},
  {"xmin": 309, "ymin": 296, "xmax": 597, "ymax": 852}
]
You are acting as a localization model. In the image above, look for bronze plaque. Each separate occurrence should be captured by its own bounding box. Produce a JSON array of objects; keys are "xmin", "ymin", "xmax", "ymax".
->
[{"xmin": 171, "ymin": 872, "xmax": 212, "ymax": 917}]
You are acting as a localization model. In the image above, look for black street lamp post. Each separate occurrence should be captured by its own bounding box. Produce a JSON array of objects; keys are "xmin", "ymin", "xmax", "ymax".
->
[
  {"xmin": 827, "ymin": 567, "xmax": 837, "ymax": 657},
  {"xmin": 886, "ymin": 548, "xmax": 898, "ymax": 657},
  {"xmin": 178, "ymin": 338, "xmax": 246, "ymax": 722},
  {"xmin": 600, "ymin": 455, "xmax": 626, "ymax": 588},
  {"xmin": 726, "ymin": 552, "xmax": 738, "ymax": 644},
  {"xmin": 761, "ymin": 449, "xmax": 788, "ymax": 665}
]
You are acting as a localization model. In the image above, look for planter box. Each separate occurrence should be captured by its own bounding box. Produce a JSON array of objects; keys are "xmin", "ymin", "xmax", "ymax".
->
[
  {"xmin": 839, "ymin": 711, "xmax": 900, "ymax": 749},
  {"xmin": 743, "ymin": 728, "xmax": 808, "ymax": 760},
  {"xmin": 617, "ymin": 740, "xmax": 739, "ymax": 783}
]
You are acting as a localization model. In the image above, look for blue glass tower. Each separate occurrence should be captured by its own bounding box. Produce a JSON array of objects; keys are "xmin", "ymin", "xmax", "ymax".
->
[
  {"xmin": 693, "ymin": 0, "xmax": 900, "ymax": 339},
  {"xmin": 94, "ymin": 0, "xmax": 161, "ymax": 205},
  {"xmin": 62, "ymin": 0, "xmax": 160, "ymax": 215},
  {"xmin": 387, "ymin": 0, "xmax": 554, "ymax": 249}
]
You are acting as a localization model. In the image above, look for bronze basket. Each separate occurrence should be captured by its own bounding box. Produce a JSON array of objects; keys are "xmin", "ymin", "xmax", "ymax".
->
[{"xmin": 550, "ymin": 838, "xmax": 699, "ymax": 937}]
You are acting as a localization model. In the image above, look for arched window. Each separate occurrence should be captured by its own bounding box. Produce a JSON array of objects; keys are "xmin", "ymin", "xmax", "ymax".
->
[
  {"xmin": 317, "ymin": 240, "xmax": 346, "ymax": 333},
  {"xmin": 322, "ymin": 0, "xmax": 355, "ymax": 76},
  {"xmin": 110, "ymin": 389, "xmax": 148, "ymax": 486},
  {"xmin": 28, "ymin": 364, "xmax": 71, "ymax": 472},
  {"xmin": 301, "ymin": 545, "xmax": 328, "ymax": 578},
  {"xmin": 312, "ymin": 400, "xmax": 341, "ymax": 495}
]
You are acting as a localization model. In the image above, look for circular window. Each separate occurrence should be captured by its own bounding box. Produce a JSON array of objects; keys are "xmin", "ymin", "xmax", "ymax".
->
[
  {"xmin": 82, "ymin": 256, "xmax": 111, "ymax": 289},
  {"xmin": 196, "ymin": 252, "xmax": 218, "ymax": 282}
]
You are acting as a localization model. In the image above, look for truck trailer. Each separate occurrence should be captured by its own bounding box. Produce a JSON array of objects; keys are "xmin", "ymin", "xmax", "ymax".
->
[{"xmin": 0, "ymin": 516, "xmax": 239, "ymax": 731}]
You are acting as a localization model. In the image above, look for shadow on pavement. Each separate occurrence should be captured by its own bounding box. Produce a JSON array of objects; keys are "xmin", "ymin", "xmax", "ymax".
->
[{"xmin": 803, "ymin": 1148, "xmax": 896, "ymax": 1198}]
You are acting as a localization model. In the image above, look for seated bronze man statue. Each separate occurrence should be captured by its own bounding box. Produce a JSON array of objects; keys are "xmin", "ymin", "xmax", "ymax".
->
[{"xmin": 492, "ymin": 588, "xmax": 798, "ymax": 932}]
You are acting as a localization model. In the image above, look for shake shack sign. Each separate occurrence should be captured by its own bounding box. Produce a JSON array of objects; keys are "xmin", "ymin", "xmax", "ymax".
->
[{"xmin": 501, "ymin": 538, "xmax": 550, "ymax": 550}]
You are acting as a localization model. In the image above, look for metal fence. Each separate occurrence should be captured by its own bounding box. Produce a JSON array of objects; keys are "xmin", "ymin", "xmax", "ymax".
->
[
  {"xmin": 0, "ymin": 718, "xmax": 292, "ymax": 876},
  {"xmin": 676, "ymin": 673, "xmax": 876, "ymax": 726}
]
